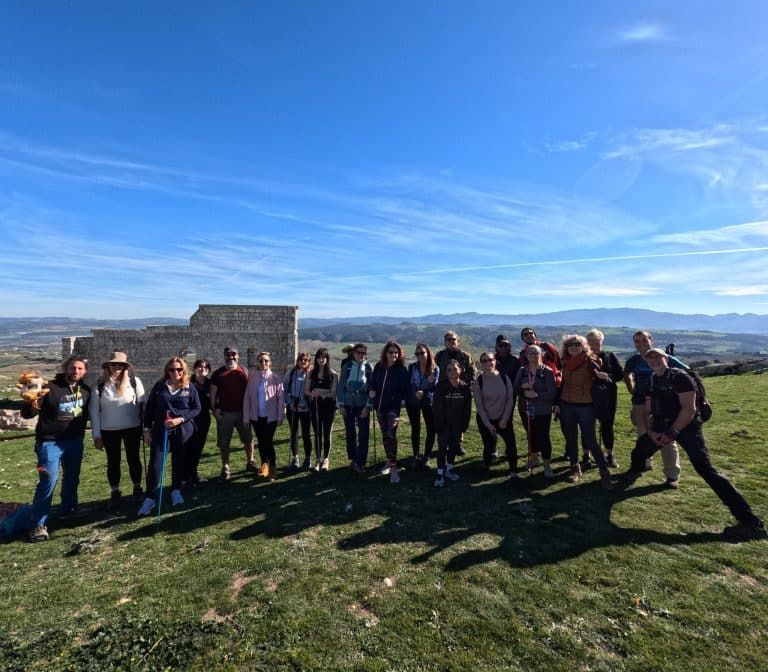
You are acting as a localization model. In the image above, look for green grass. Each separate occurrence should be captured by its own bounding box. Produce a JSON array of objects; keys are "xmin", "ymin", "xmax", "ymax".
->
[{"xmin": 1, "ymin": 376, "xmax": 767, "ymax": 671}]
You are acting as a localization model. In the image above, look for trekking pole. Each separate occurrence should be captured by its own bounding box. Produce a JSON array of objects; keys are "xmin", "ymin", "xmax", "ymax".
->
[
  {"xmin": 156, "ymin": 423, "xmax": 170, "ymax": 520},
  {"xmin": 372, "ymin": 406, "xmax": 378, "ymax": 465},
  {"xmin": 526, "ymin": 405, "xmax": 534, "ymax": 475},
  {"xmin": 313, "ymin": 397, "xmax": 321, "ymax": 466}
]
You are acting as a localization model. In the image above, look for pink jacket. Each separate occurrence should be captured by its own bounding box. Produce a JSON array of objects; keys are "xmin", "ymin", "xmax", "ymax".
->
[{"xmin": 243, "ymin": 369, "xmax": 285, "ymax": 425}]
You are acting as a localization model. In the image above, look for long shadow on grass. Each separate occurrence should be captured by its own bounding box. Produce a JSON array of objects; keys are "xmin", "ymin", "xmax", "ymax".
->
[{"xmin": 203, "ymin": 460, "xmax": 726, "ymax": 570}]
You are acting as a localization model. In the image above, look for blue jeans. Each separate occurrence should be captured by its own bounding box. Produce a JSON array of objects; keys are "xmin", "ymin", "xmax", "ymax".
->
[
  {"xmin": 32, "ymin": 437, "xmax": 84, "ymax": 526},
  {"xmin": 343, "ymin": 406, "xmax": 370, "ymax": 467},
  {"xmin": 559, "ymin": 403, "xmax": 606, "ymax": 469}
]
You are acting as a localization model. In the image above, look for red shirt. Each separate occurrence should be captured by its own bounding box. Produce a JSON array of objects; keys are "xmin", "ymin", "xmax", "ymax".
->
[{"xmin": 211, "ymin": 366, "xmax": 249, "ymax": 412}]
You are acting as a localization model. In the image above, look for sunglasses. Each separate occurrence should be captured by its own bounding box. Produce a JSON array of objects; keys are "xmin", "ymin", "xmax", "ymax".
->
[
  {"xmin": 354, "ymin": 350, "xmax": 367, "ymax": 355},
  {"xmin": 109, "ymin": 363, "xmax": 127, "ymax": 368},
  {"xmin": 257, "ymin": 358, "xmax": 270, "ymax": 363},
  {"xmin": 415, "ymin": 351, "xmax": 426, "ymax": 356},
  {"xmin": 167, "ymin": 367, "xmax": 184, "ymax": 373}
]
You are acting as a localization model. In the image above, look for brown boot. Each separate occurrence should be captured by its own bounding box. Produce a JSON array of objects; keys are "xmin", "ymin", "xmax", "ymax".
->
[{"xmin": 566, "ymin": 463, "xmax": 582, "ymax": 483}]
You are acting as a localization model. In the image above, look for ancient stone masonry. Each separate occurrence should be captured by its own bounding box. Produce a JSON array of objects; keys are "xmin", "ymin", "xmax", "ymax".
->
[{"xmin": 62, "ymin": 305, "xmax": 298, "ymax": 385}]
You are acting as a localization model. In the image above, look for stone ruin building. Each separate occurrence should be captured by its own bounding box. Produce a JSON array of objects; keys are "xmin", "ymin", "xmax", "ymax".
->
[{"xmin": 61, "ymin": 304, "xmax": 298, "ymax": 384}]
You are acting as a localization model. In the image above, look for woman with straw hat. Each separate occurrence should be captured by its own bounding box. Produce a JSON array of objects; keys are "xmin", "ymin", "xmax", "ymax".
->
[{"xmin": 89, "ymin": 351, "xmax": 146, "ymax": 510}]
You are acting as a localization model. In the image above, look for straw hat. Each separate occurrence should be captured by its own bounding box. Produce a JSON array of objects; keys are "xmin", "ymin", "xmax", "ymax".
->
[{"xmin": 101, "ymin": 351, "xmax": 131, "ymax": 368}]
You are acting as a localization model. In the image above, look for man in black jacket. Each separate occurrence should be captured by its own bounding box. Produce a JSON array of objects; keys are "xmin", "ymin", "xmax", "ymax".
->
[
  {"xmin": 626, "ymin": 348, "xmax": 766, "ymax": 540},
  {"xmin": 24, "ymin": 355, "xmax": 91, "ymax": 542}
]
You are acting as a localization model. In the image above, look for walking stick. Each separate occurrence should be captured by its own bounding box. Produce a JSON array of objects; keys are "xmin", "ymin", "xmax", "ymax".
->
[
  {"xmin": 313, "ymin": 397, "xmax": 321, "ymax": 466},
  {"xmin": 526, "ymin": 405, "xmax": 534, "ymax": 475},
  {"xmin": 371, "ymin": 406, "xmax": 378, "ymax": 465},
  {"xmin": 156, "ymin": 425, "xmax": 170, "ymax": 519}
]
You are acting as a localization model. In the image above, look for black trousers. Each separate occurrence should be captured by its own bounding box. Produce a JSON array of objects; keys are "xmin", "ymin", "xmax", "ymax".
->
[
  {"xmin": 311, "ymin": 398, "xmax": 336, "ymax": 460},
  {"xmin": 476, "ymin": 415, "xmax": 517, "ymax": 468},
  {"xmin": 252, "ymin": 417, "xmax": 278, "ymax": 467},
  {"xmin": 102, "ymin": 426, "xmax": 143, "ymax": 488},
  {"xmin": 406, "ymin": 403, "xmax": 436, "ymax": 459},
  {"xmin": 630, "ymin": 424, "xmax": 760, "ymax": 525},
  {"xmin": 185, "ymin": 416, "xmax": 210, "ymax": 482},
  {"xmin": 287, "ymin": 409, "xmax": 312, "ymax": 458}
]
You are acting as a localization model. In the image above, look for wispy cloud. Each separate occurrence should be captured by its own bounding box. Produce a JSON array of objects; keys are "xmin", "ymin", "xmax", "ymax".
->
[
  {"xmin": 617, "ymin": 23, "xmax": 669, "ymax": 44},
  {"xmin": 714, "ymin": 285, "xmax": 768, "ymax": 296},
  {"xmin": 650, "ymin": 220, "xmax": 768, "ymax": 247}
]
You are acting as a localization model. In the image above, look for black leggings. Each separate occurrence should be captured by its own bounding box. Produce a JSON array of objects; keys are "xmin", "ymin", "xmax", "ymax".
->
[
  {"xmin": 311, "ymin": 398, "xmax": 336, "ymax": 460},
  {"xmin": 476, "ymin": 415, "xmax": 517, "ymax": 468},
  {"xmin": 406, "ymin": 404, "xmax": 436, "ymax": 459},
  {"xmin": 287, "ymin": 409, "xmax": 312, "ymax": 458},
  {"xmin": 185, "ymin": 416, "xmax": 210, "ymax": 482},
  {"xmin": 252, "ymin": 417, "xmax": 278, "ymax": 467},
  {"xmin": 102, "ymin": 426, "xmax": 143, "ymax": 488}
]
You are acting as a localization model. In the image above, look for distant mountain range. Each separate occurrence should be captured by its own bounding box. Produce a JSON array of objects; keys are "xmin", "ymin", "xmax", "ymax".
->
[
  {"xmin": 0, "ymin": 309, "xmax": 766, "ymax": 351},
  {"xmin": 300, "ymin": 308, "xmax": 768, "ymax": 334}
]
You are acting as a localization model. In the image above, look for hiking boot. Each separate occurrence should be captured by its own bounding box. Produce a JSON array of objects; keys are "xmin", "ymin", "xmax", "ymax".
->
[
  {"xmin": 301, "ymin": 457, "xmax": 311, "ymax": 471},
  {"xmin": 456, "ymin": 444, "xmax": 467, "ymax": 456},
  {"xmin": 422, "ymin": 458, "xmax": 432, "ymax": 470},
  {"xmin": 530, "ymin": 453, "xmax": 542, "ymax": 468},
  {"xmin": 543, "ymin": 464, "xmax": 554, "ymax": 479},
  {"xmin": 220, "ymin": 465, "xmax": 231, "ymax": 481},
  {"xmin": 379, "ymin": 463, "xmax": 391, "ymax": 476},
  {"xmin": 566, "ymin": 464, "xmax": 582, "ymax": 483},
  {"xmin": 288, "ymin": 455, "xmax": 300, "ymax": 473},
  {"xmin": 621, "ymin": 469, "xmax": 643, "ymax": 484},
  {"xmin": 107, "ymin": 490, "xmax": 122, "ymax": 511},
  {"xmin": 643, "ymin": 458, "xmax": 654, "ymax": 472},
  {"xmin": 605, "ymin": 453, "xmax": 619, "ymax": 469},
  {"xmin": 390, "ymin": 466, "xmax": 400, "ymax": 484},
  {"xmin": 411, "ymin": 455, "xmax": 422, "ymax": 469},
  {"xmin": 723, "ymin": 520, "xmax": 768, "ymax": 541},
  {"xmin": 600, "ymin": 469, "xmax": 613, "ymax": 490},
  {"xmin": 137, "ymin": 497, "xmax": 156, "ymax": 517},
  {"xmin": 246, "ymin": 460, "xmax": 258, "ymax": 473},
  {"xmin": 434, "ymin": 475, "xmax": 445, "ymax": 487},
  {"xmin": 665, "ymin": 478, "xmax": 680, "ymax": 489},
  {"xmin": 132, "ymin": 484, "xmax": 144, "ymax": 503},
  {"xmin": 258, "ymin": 463, "xmax": 270, "ymax": 478},
  {"xmin": 490, "ymin": 451, "xmax": 500, "ymax": 464},
  {"xmin": 351, "ymin": 462, "xmax": 363, "ymax": 475},
  {"xmin": 445, "ymin": 466, "xmax": 460, "ymax": 482},
  {"xmin": 29, "ymin": 524, "xmax": 49, "ymax": 543},
  {"xmin": 171, "ymin": 489, "xmax": 184, "ymax": 506},
  {"xmin": 321, "ymin": 458, "xmax": 330, "ymax": 472},
  {"xmin": 268, "ymin": 465, "xmax": 277, "ymax": 481},
  {"xmin": 580, "ymin": 455, "xmax": 593, "ymax": 470}
]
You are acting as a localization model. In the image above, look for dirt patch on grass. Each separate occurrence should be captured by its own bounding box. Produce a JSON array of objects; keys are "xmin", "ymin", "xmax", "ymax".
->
[
  {"xmin": 231, "ymin": 573, "xmax": 256, "ymax": 599},
  {"xmin": 349, "ymin": 602, "xmax": 379, "ymax": 627},
  {"xmin": 202, "ymin": 608, "xmax": 228, "ymax": 624},
  {"xmin": 719, "ymin": 566, "xmax": 763, "ymax": 589},
  {"xmin": 265, "ymin": 578, "xmax": 280, "ymax": 592}
]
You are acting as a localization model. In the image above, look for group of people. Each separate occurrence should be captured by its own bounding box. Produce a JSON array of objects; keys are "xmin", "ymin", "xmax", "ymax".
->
[{"xmin": 3, "ymin": 326, "xmax": 766, "ymax": 543}]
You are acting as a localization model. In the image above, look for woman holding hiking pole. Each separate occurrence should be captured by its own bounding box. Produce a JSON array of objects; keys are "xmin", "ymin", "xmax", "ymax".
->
[
  {"xmin": 304, "ymin": 348, "xmax": 338, "ymax": 472},
  {"xmin": 138, "ymin": 357, "xmax": 201, "ymax": 517},
  {"xmin": 284, "ymin": 353, "xmax": 313, "ymax": 472},
  {"xmin": 513, "ymin": 345, "xmax": 557, "ymax": 479}
]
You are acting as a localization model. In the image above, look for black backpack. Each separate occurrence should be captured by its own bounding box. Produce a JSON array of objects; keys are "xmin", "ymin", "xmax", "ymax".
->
[{"xmin": 688, "ymin": 369, "xmax": 713, "ymax": 422}]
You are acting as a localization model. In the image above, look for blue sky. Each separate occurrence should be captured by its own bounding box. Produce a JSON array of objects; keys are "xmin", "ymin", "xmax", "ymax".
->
[{"xmin": 2, "ymin": 1, "xmax": 768, "ymax": 319}]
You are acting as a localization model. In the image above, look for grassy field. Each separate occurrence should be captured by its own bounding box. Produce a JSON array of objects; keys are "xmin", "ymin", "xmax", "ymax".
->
[{"xmin": 1, "ymin": 375, "xmax": 767, "ymax": 671}]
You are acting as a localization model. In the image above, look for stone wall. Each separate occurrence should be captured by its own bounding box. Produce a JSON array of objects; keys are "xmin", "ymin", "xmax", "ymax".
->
[{"xmin": 62, "ymin": 305, "xmax": 298, "ymax": 384}]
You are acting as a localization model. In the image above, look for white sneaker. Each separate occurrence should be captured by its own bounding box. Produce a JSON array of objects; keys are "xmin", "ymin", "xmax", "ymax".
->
[
  {"xmin": 445, "ymin": 466, "xmax": 460, "ymax": 482},
  {"xmin": 379, "ymin": 463, "xmax": 391, "ymax": 476},
  {"xmin": 171, "ymin": 489, "xmax": 184, "ymax": 507},
  {"xmin": 390, "ymin": 466, "xmax": 400, "ymax": 484},
  {"xmin": 137, "ymin": 497, "xmax": 155, "ymax": 517},
  {"xmin": 321, "ymin": 458, "xmax": 329, "ymax": 472}
]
